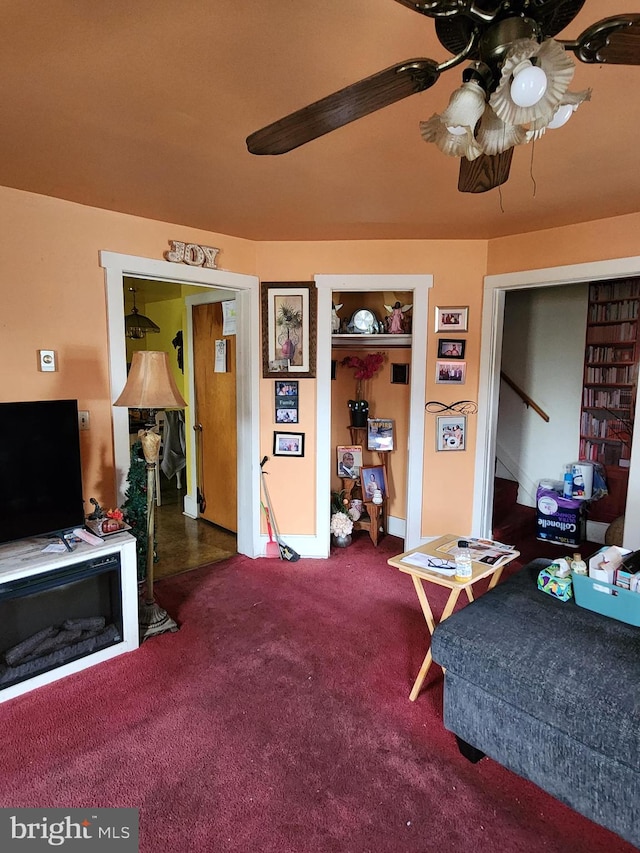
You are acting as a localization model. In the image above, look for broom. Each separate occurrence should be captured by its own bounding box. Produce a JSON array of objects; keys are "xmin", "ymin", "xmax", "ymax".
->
[{"xmin": 260, "ymin": 456, "xmax": 300, "ymax": 562}]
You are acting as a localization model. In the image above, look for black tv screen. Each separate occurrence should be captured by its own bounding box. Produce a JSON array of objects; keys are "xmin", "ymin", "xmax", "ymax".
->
[{"xmin": 0, "ymin": 400, "xmax": 85, "ymax": 546}]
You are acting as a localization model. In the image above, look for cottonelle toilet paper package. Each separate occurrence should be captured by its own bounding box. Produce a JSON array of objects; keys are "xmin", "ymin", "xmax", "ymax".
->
[{"xmin": 536, "ymin": 487, "xmax": 584, "ymax": 547}]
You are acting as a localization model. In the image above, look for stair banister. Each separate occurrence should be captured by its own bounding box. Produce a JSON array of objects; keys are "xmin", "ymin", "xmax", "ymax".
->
[{"xmin": 500, "ymin": 371, "xmax": 550, "ymax": 423}]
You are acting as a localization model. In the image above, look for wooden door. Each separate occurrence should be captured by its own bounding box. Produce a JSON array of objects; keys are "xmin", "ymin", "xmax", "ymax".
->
[{"xmin": 192, "ymin": 301, "xmax": 237, "ymax": 532}]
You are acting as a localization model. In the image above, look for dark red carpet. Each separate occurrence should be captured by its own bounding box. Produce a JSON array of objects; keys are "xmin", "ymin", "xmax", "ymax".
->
[{"xmin": 0, "ymin": 534, "xmax": 633, "ymax": 852}]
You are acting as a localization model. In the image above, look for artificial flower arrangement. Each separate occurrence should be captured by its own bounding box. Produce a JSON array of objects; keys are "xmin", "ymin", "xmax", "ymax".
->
[
  {"xmin": 340, "ymin": 352, "xmax": 384, "ymax": 400},
  {"xmin": 330, "ymin": 511, "xmax": 354, "ymax": 538},
  {"xmin": 330, "ymin": 489, "xmax": 354, "ymax": 537}
]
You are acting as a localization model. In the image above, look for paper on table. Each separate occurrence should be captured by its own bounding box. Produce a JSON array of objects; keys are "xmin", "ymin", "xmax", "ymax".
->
[
  {"xmin": 400, "ymin": 552, "xmax": 458, "ymax": 575},
  {"xmin": 437, "ymin": 537, "xmax": 517, "ymax": 566}
]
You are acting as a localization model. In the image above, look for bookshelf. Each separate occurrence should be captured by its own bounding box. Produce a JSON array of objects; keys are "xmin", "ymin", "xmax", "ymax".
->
[{"xmin": 580, "ymin": 278, "xmax": 639, "ymax": 523}]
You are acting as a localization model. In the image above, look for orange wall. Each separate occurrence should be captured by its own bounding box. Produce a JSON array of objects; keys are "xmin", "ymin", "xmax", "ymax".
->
[
  {"xmin": 256, "ymin": 240, "xmax": 488, "ymax": 535},
  {"xmin": 2, "ymin": 181, "xmax": 639, "ymax": 540},
  {"xmin": 487, "ymin": 213, "xmax": 640, "ymax": 275},
  {"xmin": 0, "ymin": 185, "xmax": 256, "ymax": 510}
]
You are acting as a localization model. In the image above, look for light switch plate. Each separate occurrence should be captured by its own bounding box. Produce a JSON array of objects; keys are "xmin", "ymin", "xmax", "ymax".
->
[{"xmin": 38, "ymin": 349, "xmax": 57, "ymax": 372}]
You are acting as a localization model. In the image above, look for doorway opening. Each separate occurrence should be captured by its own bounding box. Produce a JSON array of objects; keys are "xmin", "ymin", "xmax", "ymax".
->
[
  {"xmin": 474, "ymin": 255, "xmax": 640, "ymax": 553},
  {"xmin": 101, "ymin": 251, "xmax": 261, "ymax": 562},
  {"xmin": 315, "ymin": 274, "xmax": 432, "ymax": 555}
]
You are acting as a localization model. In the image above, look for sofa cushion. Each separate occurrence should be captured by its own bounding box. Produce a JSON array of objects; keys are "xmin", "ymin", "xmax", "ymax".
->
[{"xmin": 431, "ymin": 559, "xmax": 640, "ymax": 769}]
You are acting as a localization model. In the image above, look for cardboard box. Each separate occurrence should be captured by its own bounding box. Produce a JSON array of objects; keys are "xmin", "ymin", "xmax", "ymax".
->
[{"xmin": 536, "ymin": 488, "xmax": 584, "ymax": 547}]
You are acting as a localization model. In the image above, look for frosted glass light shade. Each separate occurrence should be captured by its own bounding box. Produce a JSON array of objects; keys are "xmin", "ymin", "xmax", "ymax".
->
[
  {"xmin": 440, "ymin": 80, "xmax": 486, "ymax": 130},
  {"xmin": 490, "ymin": 37, "xmax": 575, "ymax": 126},
  {"xmin": 476, "ymin": 105, "xmax": 526, "ymax": 156},
  {"xmin": 510, "ymin": 61, "xmax": 547, "ymax": 107},
  {"xmin": 420, "ymin": 115, "xmax": 483, "ymax": 160},
  {"xmin": 526, "ymin": 88, "xmax": 591, "ymax": 141},
  {"xmin": 419, "ymin": 79, "xmax": 486, "ymax": 160}
]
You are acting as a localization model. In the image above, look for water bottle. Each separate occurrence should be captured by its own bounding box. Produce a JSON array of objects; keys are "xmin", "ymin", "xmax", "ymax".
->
[
  {"xmin": 455, "ymin": 540, "xmax": 473, "ymax": 582},
  {"xmin": 563, "ymin": 471, "xmax": 574, "ymax": 498}
]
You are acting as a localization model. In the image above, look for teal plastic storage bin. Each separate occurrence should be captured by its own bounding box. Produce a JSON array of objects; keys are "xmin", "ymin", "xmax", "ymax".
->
[{"xmin": 573, "ymin": 573, "xmax": 640, "ymax": 626}]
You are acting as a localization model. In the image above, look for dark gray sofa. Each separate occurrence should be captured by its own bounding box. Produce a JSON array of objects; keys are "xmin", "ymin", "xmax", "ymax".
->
[{"xmin": 431, "ymin": 558, "xmax": 640, "ymax": 848}]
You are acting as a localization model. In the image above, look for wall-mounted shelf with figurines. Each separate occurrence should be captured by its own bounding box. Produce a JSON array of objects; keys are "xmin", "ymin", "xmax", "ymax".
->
[{"xmin": 331, "ymin": 297, "xmax": 412, "ymax": 349}]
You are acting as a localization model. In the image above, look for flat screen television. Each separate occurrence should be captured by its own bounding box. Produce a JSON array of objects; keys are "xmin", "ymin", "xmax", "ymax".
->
[{"xmin": 0, "ymin": 400, "xmax": 85, "ymax": 546}]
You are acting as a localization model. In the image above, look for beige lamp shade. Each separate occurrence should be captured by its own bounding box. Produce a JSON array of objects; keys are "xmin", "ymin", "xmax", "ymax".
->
[{"xmin": 114, "ymin": 351, "xmax": 187, "ymax": 409}]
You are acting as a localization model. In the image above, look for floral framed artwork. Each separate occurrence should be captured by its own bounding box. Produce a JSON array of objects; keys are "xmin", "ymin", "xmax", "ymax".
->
[
  {"xmin": 435, "ymin": 306, "xmax": 468, "ymax": 333},
  {"xmin": 436, "ymin": 360, "xmax": 467, "ymax": 385},
  {"xmin": 437, "ymin": 339, "xmax": 466, "ymax": 359},
  {"xmin": 273, "ymin": 431, "xmax": 305, "ymax": 457},
  {"xmin": 437, "ymin": 416, "xmax": 466, "ymax": 451},
  {"xmin": 262, "ymin": 282, "xmax": 317, "ymax": 378},
  {"xmin": 361, "ymin": 464, "xmax": 389, "ymax": 500}
]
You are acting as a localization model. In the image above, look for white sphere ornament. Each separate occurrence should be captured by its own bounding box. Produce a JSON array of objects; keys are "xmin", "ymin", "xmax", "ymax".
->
[{"xmin": 372, "ymin": 489, "xmax": 383, "ymax": 506}]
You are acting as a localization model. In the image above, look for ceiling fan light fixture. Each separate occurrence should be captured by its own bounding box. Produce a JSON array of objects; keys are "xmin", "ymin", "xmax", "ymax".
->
[
  {"xmin": 475, "ymin": 105, "xmax": 526, "ymax": 156},
  {"xmin": 440, "ymin": 80, "xmax": 487, "ymax": 131},
  {"xmin": 490, "ymin": 37, "xmax": 575, "ymax": 126},
  {"xmin": 420, "ymin": 114, "xmax": 483, "ymax": 160},
  {"xmin": 526, "ymin": 88, "xmax": 592, "ymax": 141}
]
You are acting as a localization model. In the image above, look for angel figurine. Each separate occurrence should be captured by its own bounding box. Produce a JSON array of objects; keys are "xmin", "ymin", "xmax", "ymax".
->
[
  {"xmin": 331, "ymin": 302, "xmax": 343, "ymax": 334},
  {"xmin": 384, "ymin": 301, "xmax": 412, "ymax": 334}
]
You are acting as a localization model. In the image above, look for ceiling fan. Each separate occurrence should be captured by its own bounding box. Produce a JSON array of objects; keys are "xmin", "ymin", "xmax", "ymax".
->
[{"xmin": 246, "ymin": 1, "xmax": 640, "ymax": 193}]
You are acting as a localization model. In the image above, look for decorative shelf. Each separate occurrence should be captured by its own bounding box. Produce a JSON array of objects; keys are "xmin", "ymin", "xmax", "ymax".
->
[{"xmin": 331, "ymin": 334, "xmax": 411, "ymax": 350}]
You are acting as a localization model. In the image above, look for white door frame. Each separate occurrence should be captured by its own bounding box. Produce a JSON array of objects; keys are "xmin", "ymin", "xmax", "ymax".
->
[
  {"xmin": 473, "ymin": 254, "xmax": 640, "ymax": 551},
  {"xmin": 100, "ymin": 251, "xmax": 262, "ymax": 559},
  {"xmin": 315, "ymin": 274, "xmax": 432, "ymax": 555}
]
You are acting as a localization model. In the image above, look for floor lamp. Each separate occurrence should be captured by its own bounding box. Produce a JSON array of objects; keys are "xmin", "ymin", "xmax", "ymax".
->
[{"xmin": 114, "ymin": 350, "xmax": 187, "ymax": 641}]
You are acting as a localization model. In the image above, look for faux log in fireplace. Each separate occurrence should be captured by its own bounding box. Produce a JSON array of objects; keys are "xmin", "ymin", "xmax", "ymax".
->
[{"xmin": 0, "ymin": 534, "xmax": 138, "ymax": 702}]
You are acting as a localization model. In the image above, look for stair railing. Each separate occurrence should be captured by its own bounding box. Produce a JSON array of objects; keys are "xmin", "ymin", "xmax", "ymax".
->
[{"xmin": 500, "ymin": 371, "xmax": 549, "ymax": 422}]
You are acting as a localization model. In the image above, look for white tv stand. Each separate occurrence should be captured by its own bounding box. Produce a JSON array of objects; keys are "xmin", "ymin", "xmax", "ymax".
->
[{"xmin": 0, "ymin": 532, "xmax": 138, "ymax": 704}]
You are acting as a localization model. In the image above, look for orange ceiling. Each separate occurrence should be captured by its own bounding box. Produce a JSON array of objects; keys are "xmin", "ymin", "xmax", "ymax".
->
[{"xmin": 1, "ymin": 0, "xmax": 639, "ymax": 241}]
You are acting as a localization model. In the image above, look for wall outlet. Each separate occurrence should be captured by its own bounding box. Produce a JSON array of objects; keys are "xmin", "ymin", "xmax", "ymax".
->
[{"xmin": 78, "ymin": 410, "xmax": 90, "ymax": 431}]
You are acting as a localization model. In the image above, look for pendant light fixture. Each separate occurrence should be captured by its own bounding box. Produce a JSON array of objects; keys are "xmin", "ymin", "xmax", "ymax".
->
[{"xmin": 125, "ymin": 287, "xmax": 161, "ymax": 340}]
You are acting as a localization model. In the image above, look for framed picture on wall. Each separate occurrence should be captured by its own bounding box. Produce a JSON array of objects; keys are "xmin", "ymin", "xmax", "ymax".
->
[
  {"xmin": 435, "ymin": 360, "xmax": 467, "ymax": 385},
  {"xmin": 274, "ymin": 379, "xmax": 299, "ymax": 424},
  {"xmin": 437, "ymin": 339, "xmax": 466, "ymax": 359},
  {"xmin": 436, "ymin": 416, "xmax": 466, "ymax": 451},
  {"xmin": 261, "ymin": 282, "xmax": 317, "ymax": 378},
  {"xmin": 435, "ymin": 306, "xmax": 468, "ymax": 333},
  {"xmin": 273, "ymin": 430, "xmax": 305, "ymax": 457}
]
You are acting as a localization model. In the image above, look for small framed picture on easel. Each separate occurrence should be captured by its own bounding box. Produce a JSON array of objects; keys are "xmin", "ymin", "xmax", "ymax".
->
[{"xmin": 367, "ymin": 419, "xmax": 394, "ymax": 451}]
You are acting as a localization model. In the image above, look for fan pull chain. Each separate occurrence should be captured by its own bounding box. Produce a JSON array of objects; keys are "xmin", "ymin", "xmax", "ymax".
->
[
  {"xmin": 529, "ymin": 139, "xmax": 537, "ymax": 198},
  {"xmin": 498, "ymin": 184, "xmax": 505, "ymax": 214}
]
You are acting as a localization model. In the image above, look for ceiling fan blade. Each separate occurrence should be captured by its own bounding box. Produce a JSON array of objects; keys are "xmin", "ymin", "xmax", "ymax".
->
[
  {"xmin": 247, "ymin": 59, "xmax": 440, "ymax": 155},
  {"xmin": 458, "ymin": 149, "xmax": 513, "ymax": 194},
  {"xmin": 566, "ymin": 15, "xmax": 640, "ymax": 65}
]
